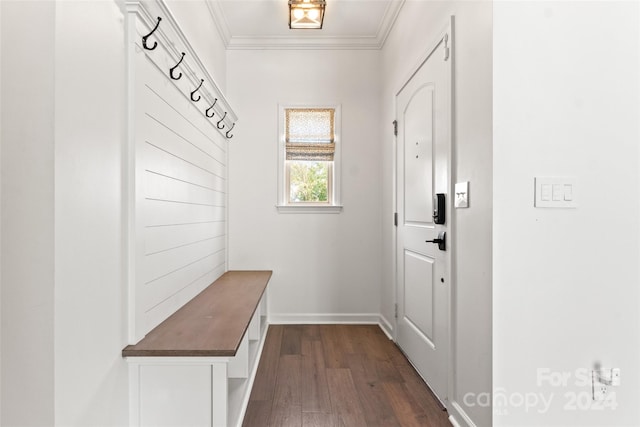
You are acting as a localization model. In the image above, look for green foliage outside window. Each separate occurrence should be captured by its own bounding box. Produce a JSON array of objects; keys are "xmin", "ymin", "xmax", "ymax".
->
[{"xmin": 289, "ymin": 161, "xmax": 329, "ymax": 202}]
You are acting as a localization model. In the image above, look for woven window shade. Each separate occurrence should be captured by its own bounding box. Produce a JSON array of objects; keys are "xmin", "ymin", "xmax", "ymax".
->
[{"xmin": 285, "ymin": 108, "xmax": 335, "ymax": 161}]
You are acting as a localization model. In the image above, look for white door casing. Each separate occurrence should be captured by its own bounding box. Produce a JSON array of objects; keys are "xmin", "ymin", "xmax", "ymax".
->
[{"xmin": 395, "ymin": 25, "xmax": 452, "ymax": 406}]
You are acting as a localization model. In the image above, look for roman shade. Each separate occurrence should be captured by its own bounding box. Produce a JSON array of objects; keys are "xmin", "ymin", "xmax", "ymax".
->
[{"xmin": 285, "ymin": 108, "xmax": 335, "ymax": 161}]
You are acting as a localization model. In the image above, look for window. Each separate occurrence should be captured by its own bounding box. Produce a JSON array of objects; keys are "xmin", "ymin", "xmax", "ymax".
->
[{"xmin": 277, "ymin": 105, "xmax": 342, "ymax": 213}]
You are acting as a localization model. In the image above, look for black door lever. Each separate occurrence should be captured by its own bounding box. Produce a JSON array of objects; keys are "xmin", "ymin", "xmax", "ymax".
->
[{"xmin": 426, "ymin": 231, "xmax": 446, "ymax": 251}]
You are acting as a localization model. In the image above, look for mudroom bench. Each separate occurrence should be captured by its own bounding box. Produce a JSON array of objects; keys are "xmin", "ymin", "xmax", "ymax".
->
[{"xmin": 122, "ymin": 270, "xmax": 272, "ymax": 427}]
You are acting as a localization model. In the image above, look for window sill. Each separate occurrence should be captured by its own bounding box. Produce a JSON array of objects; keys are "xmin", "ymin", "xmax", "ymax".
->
[{"xmin": 276, "ymin": 205, "xmax": 343, "ymax": 214}]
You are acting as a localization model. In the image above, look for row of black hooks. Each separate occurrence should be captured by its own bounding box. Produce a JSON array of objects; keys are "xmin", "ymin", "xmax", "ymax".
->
[{"xmin": 142, "ymin": 17, "xmax": 235, "ymax": 139}]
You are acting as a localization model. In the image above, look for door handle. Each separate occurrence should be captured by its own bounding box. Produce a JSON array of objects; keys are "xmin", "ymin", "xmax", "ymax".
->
[{"xmin": 426, "ymin": 231, "xmax": 446, "ymax": 251}]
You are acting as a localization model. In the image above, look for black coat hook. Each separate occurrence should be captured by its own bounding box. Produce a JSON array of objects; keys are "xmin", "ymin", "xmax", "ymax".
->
[
  {"xmin": 205, "ymin": 99, "xmax": 218, "ymax": 118},
  {"xmin": 142, "ymin": 17, "xmax": 162, "ymax": 50},
  {"xmin": 190, "ymin": 79, "xmax": 204, "ymax": 102},
  {"xmin": 217, "ymin": 112, "xmax": 227, "ymax": 129},
  {"xmin": 169, "ymin": 52, "xmax": 185, "ymax": 80},
  {"xmin": 225, "ymin": 123, "xmax": 235, "ymax": 139}
]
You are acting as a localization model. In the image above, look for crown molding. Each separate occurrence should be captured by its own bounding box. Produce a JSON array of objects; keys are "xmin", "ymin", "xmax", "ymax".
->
[
  {"xmin": 205, "ymin": 0, "xmax": 233, "ymax": 49},
  {"xmin": 376, "ymin": 0, "xmax": 404, "ymax": 49},
  {"xmin": 225, "ymin": 35, "xmax": 383, "ymax": 50},
  {"xmin": 206, "ymin": 0, "xmax": 404, "ymax": 50}
]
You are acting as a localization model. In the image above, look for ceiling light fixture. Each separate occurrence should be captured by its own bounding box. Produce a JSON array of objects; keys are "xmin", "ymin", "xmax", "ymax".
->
[{"xmin": 288, "ymin": 0, "xmax": 326, "ymax": 29}]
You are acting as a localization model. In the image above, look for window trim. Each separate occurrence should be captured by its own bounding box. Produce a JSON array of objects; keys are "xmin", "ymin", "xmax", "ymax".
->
[{"xmin": 277, "ymin": 104, "xmax": 342, "ymax": 213}]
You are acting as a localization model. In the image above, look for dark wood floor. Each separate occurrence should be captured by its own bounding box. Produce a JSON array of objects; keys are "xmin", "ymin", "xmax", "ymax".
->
[{"xmin": 242, "ymin": 324, "xmax": 450, "ymax": 427}]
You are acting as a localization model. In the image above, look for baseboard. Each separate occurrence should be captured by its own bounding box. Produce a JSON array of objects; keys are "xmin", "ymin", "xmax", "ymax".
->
[
  {"xmin": 268, "ymin": 313, "xmax": 395, "ymax": 342},
  {"xmin": 268, "ymin": 312, "xmax": 382, "ymax": 324},
  {"xmin": 447, "ymin": 400, "xmax": 477, "ymax": 427},
  {"xmin": 378, "ymin": 314, "xmax": 394, "ymax": 339}
]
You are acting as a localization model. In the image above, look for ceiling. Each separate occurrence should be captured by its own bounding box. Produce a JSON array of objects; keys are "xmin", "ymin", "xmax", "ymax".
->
[{"xmin": 206, "ymin": 0, "xmax": 405, "ymax": 49}]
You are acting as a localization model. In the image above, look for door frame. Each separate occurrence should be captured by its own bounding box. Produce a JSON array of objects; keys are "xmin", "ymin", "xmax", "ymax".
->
[{"xmin": 392, "ymin": 16, "xmax": 455, "ymax": 407}]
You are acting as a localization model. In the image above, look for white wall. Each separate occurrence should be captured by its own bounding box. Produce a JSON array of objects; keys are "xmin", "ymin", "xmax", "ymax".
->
[
  {"xmin": 166, "ymin": 0, "xmax": 228, "ymax": 92},
  {"xmin": 381, "ymin": 2, "xmax": 493, "ymax": 426},
  {"xmin": 227, "ymin": 49, "xmax": 383, "ymax": 321},
  {"xmin": 1, "ymin": 1, "xmax": 232, "ymax": 425},
  {"xmin": 1, "ymin": 1, "xmax": 56, "ymax": 425},
  {"xmin": 0, "ymin": 3, "xmax": 2, "ymax": 421},
  {"xmin": 53, "ymin": 1, "xmax": 129, "ymax": 425},
  {"xmin": 493, "ymin": 1, "xmax": 640, "ymax": 425}
]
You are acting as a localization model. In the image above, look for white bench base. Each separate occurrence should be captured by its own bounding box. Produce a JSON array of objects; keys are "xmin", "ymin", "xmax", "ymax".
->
[{"xmin": 126, "ymin": 295, "xmax": 268, "ymax": 427}]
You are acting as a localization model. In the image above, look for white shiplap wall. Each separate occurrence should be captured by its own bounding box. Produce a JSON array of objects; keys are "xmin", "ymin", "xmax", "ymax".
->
[{"xmin": 127, "ymin": 1, "xmax": 236, "ymax": 341}]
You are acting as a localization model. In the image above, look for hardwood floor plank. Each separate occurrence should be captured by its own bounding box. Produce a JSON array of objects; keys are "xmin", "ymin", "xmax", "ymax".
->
[
  {"xmin": 241, "ymin": 400, "xmax": 272, "ymax": 427},
  {"xmin": 302, "ymin": 412, "xmax": 338, "ymax": 427},
  {"xmin": 383, "ymin": 382, "xmax": 428, "ymax": 427},
  {"xmin": 321, "ymin": 325, "xmax": 347, "ymax": 368},
  {"xmin": 301, "ymin": 339, "xmax": 332, "ymax": 413},
  {"xmin": 346, "ymin": 352, "xmax": 379, "ymax": 384},
  {"xmin": 243, "ymin": 325, "xmax": 451, "ymax": 427},
  {"xmin": 326, "ymin": 368, "xmax": 368, "ymax": 426},
  {"xmin": 387, "ymin": 341, "xmax": 412, "ymax": 368},
  {"xmin": 269, "ymin": 404, "xmax": 302, "ymax": 427},
  {"xmin": 346, "ymin": 353, "xmax": 401, "ymax": 427},
  {"xmin": 354, "ymin": 380, "xmax": 402, "ymax": 427},
  {"xmin": 364, "ymin": 326, "xmax": 397, "ymax": 361},
  {"xmin": 335, "ymin": 324, "xmax": 356, "ymax": 355},
  {"xmin": 376, "ymin": 358, "xmax": 403, "ymax": 383},
  {"xmin": 340, "ymin": 325, "xmax": 391, "ymax": 360},
  {"xmin": 273, "ymin": 354, "xmax": 302, "ymax": 407},
  {"xmin": 396, "ymin": 363, "xmax": 448, "ymax": 416},
  {"xmin": 302, "ymin": 324, "xmax": 321, "ymax": 340},
  {"xmin": 270, "ymin": 354, "xmax": 302, "ymax": 426},
  {"xmin": 249, "ymin": 325, "xmax": 284, "ymax": 401},
  {"xmin": 281, "ymin": 324, "xmax": 303, "ymax": 355},
  {"xmin": 384, "ymin": 380, "xmax": 450, "ymax": 427}
]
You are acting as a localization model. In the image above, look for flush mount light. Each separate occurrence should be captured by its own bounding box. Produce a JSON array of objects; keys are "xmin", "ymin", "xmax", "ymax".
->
[{"xmin": 289, "ymin": 0, "xmax": 326, "ymax": 29}]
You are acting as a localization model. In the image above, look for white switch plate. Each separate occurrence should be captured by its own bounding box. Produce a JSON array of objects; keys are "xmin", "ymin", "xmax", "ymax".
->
[
  {"xmin": 455, "ymin": 182, "xmax": 469, "ymax": 208},
  {"xmin": 534, "ymin": 177, "xmax": 577, "ymax": 208}
]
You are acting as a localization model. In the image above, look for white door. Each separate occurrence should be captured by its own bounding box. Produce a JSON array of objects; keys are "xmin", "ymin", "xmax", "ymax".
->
[{"xmin": 395, "ymin": 29, "xmax": 451, "ymax": 404}]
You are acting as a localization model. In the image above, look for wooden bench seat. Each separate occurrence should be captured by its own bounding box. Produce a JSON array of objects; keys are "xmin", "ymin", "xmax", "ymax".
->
[
  {"xmin": 123, "ymin": 270, "xmax": 271, "ymax": 357},
  {"xmin": 123, "ymin": 270, "xmax": 272, "ymax": 427}
]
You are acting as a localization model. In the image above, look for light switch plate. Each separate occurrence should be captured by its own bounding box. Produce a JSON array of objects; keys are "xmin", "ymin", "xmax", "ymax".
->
[
  {"xmin": 455, "ymin": 182, "xmax": 469, "ymax": 208},
  {"xmin": 535, "ymin": 177, "xmax": 577, "ymax": 208}
]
